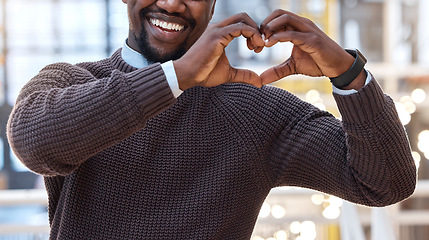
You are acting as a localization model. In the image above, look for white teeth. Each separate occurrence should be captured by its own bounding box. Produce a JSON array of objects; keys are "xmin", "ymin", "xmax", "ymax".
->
[{"xmin": 150, "ymin": 18, "xmax": 185, "ymax": 31}]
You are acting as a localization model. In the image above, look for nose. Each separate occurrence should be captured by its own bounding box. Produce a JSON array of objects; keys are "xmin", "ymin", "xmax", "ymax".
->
[{"xmin": 156, "ymin": 0, "xmax": 186, "ymax": 13}]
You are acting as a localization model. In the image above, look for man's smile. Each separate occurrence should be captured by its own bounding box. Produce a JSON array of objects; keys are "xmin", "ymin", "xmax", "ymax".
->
[
  {"xmin": 150, "ymin": 18, "xmax": 185, "ymax": 32},
  {"xmin": 143, "ymin": 12, "xmax": 193, "ymax": 44}
]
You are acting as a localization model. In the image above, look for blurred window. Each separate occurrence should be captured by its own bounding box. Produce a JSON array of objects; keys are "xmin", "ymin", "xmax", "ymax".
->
[
  {"xmin": 340, "ymin": 0, "xmax": 384, "ymax": 62},
  {"xmin": 0, "ymin": 139, "xmax": 3, "ymax": 171}
]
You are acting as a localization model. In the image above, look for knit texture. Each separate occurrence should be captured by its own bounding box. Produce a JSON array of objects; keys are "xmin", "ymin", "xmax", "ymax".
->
[{"xmin": 7, "ymin": 49, "xmax": 416, "ymax": 239}]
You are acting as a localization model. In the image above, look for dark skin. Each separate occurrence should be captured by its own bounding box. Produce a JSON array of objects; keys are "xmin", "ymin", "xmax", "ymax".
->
[{"xmin": 122, "ymin": 0, "xmax": 366, "ymax": 92}]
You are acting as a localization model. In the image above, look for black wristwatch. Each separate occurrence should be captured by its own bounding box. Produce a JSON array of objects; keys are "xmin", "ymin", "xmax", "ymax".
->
[{"xmin": 329, "ymin": 49, "xmax": 367, "ymax": 88}]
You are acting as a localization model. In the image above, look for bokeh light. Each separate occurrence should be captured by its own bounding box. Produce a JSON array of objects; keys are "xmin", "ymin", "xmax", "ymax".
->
[
  {"xmin": 411, "ymin": 88, "xmax": 426, "ymax": 104},
  {"xmin": 322, "ymin": 205, "xmax": 341, "ymax": 220},
  {"xmin": 271, "ymin": 205, "xmax": 286, "ymax": 219}
]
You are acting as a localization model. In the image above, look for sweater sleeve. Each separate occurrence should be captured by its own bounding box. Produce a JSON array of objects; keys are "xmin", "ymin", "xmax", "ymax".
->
[
  {"xmin": 263, "ymin": 76, "xmax": 416, "ymax": 207},
  {"xmin": 7, "ymin": 62, "xmax": 176, "ymax": 176}
]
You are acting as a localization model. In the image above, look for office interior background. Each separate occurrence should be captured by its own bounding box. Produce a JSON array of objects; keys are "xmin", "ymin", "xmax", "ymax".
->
[{"xmin": 0, "ymin": 0, "xmax": 428, "ymax": 239}]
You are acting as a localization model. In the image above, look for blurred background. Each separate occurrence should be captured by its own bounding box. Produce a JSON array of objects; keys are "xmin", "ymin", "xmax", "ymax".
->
[{"xmin": 0, "ymin": 0, "xmax": 428, "ymax": 239}]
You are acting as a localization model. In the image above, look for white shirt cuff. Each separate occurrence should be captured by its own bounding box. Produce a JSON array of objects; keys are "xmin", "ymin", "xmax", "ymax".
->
[
  {"xmin": 332, "ymin": 70, "xmax": 371, "ymax": 95},
  {"xmin": 161, "ymin": 61, "xmax": 183, "ymax": 98}
]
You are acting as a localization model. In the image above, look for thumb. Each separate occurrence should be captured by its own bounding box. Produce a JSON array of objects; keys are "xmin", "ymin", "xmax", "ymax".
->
[
  {"xmin": 228, "ymin": 67, "xmax": 262, "ymax": 88},
  {"xmin": 260, "ymin": 61, "xmax": 293, "ymax": 85}
]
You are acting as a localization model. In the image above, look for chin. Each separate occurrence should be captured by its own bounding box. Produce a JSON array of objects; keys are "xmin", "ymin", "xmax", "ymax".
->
[{"xmin": 139, "ymin": 42, "xmax": 188, "ymax": 63}]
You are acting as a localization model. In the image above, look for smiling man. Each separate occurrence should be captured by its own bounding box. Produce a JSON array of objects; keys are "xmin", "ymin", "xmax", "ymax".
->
[{"xmin": 7, "ymin": 0, "xmax": 416, "ymax": 239}]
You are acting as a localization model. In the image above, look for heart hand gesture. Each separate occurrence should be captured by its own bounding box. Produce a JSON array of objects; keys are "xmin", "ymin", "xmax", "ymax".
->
[{"xmin": 174, "ymin": 10, "xmax": 366, "ymax": 91}]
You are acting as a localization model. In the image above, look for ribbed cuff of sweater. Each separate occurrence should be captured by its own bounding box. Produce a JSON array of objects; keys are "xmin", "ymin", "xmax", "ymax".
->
[
  {"xmin": 125, "ymin": 63, "xmax": 176, "ymax": 119},
  {"xmin": 333, "ymin": 75, "xmax": 387, "ymax": 125}
]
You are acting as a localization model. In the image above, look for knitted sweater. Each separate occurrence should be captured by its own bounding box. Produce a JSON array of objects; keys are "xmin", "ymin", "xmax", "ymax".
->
[{"xmin": 7, "ymin": 49, "xmax": 416, "ymax": 239}]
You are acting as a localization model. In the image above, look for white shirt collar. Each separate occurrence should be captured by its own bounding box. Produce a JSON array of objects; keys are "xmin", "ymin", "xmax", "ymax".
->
[
  {"xmin": 120, "ymin": 39, "xmax": 183, "ymax": 97},
  {"xmin": 121, "ymin": 40, "xmax": 152, "ymax": 68}
]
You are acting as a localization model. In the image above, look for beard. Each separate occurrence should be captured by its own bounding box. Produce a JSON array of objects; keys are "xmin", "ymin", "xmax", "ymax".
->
[
  {"xmin": 134, "ymin": 30, "xmax": 188, "ymax": 64},
  {"xmin": 133, "ymin": 8, "xmax": 194, "ymax": 64}
]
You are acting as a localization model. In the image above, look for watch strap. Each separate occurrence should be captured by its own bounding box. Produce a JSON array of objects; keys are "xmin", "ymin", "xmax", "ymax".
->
[{"xmin": 329, "ymin": 49, "xmax": 367, "ymax": 88}]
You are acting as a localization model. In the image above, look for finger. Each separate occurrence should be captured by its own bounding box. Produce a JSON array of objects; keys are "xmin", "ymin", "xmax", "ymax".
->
[
  {"xmin": 260, "ymin": 61, "xmax": 294, "ymax": 85},
  {"xmin": 263, "ymin": 15, "xmax": 312, "ymax": 40},
  {"xmin": 261, "ymin": 10, "xmax": 320, "ymax": 40},
  {"xmin": 261, "ymin": 9, "xmax": 313, "ymax": 31},
  {"xmin": 215, "ymin": 12, "xmax": 264, "ymax": 48},
  {"xmin": 247, "ymin": 38, "xmax": 265, "ymax": 52},
  {"xmin": 219, "ymin": 23, "xmax": 265, "ymax": 49},
  {"xmin": 217, "ymin": 12, "xmax": 260, "ymax": 31},
  {"xmin": 247, "ymin": 38, "xmax": 255, "ymax": 50},
  {"xmin": 254, "ymin": 46, "xmax": 264, "ymax": 53},
  {"xmin": 229, "ymin": 67, "xmax": 262, "ymax": 88},
  {"xmin": 264, "ymin": 30, "xmax": 307, "ymax": 48},
  {"xmin": 260, "ymin": 9, "xmax": 287, "ymax": 33}
]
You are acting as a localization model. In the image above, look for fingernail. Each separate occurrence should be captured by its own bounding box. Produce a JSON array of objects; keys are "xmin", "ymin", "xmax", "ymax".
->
[{"xmin": 262, "ymin": 34, "xmax": 269, "ymax": 44}]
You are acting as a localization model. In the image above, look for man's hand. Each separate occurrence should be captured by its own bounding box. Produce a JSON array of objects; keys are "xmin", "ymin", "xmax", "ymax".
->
[
  {"xmin": 173, "ymin": 13, "xmax": 265, "ymax": 91},
  {"xmin": 259, "ymin": 9, "xmax": 366, "ymax": 90}
]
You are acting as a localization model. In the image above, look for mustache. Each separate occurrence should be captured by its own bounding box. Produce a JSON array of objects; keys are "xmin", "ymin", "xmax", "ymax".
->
[{"xmin": 140, "ymin": 7, "xmax": 197, "ymax": 28}]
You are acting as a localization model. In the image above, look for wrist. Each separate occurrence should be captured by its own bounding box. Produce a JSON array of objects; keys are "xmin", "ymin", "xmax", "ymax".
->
[
  {"xmin": 329, "ymin": 49, "xmax": 367, "ymax": 89},
  {"xmin": 173, "ymin": 60, "xmax": 192, "ymax": 91},
  {"xmin": 340, "ymin": 69, "xmax": 367, "ymax": 90}
]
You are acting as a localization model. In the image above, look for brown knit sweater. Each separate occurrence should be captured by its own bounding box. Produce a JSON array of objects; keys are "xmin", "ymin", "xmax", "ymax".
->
[{"xmin": 7, "ymin": 49, "xmax": 416, "ymax": 239}]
